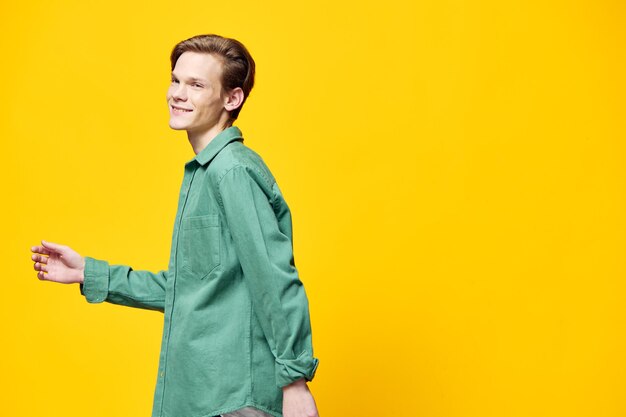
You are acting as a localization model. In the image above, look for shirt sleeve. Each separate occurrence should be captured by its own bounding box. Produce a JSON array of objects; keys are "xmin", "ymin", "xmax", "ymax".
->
[
  {"xmin": 218, "ymin": 165, "xmax": 319, "ymax": 388},
  {"xmin": 79, "ymin": 255, "xmax": 167, "ymax": 313}
]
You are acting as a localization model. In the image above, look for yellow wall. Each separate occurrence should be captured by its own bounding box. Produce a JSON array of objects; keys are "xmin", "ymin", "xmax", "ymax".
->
[{"xmin": 2, "ymin": 1, "xmax": 625, "ymax": 416}]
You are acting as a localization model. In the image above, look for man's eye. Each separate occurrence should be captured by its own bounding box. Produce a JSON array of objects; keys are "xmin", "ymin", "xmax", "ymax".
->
[
  {"xmin": 193, "ymin": 83, "xmax": 203, "ymax": 88},
  {"xmin": 171, "ymin": 79, "xmax": 179, "ymax": 84}
]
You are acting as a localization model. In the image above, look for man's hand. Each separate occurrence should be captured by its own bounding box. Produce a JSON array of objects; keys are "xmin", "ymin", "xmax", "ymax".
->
[
  {"xmin": 30, "ymin": 240, "xmax": 86, "ymax": 284},
  {"xmin": 282, "ymin": 378, "xmax": 319, "ymax": 417}
]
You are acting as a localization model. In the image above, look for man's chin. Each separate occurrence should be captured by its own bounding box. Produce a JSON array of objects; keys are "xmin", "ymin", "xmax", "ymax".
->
[{"xmin": 168, "ymin": 122, "xmax": 187, "ymax": 131}]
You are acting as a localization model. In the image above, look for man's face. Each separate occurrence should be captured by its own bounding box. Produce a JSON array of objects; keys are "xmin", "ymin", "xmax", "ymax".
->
[{"xmin": 167, "ymin": 52, "xmax": 227, "ymax": 133}]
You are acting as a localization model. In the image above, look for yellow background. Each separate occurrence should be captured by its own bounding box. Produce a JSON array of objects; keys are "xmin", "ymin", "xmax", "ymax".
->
[{"xmin": 2, "ymin": 1, "xmax": 625, "ymax": 416}]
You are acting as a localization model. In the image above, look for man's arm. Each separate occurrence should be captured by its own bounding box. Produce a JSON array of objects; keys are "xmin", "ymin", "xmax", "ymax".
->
[
  {"xmin": 218, "ymin": 166, "xmax": 320, "ymax": 417},
  {"xmin": 31, "ymin": 240, "xmax": 167, "ymax": 312},
  {"xmin": 218, "ymin": 165, "xmax": 319, "ymax": 386}
]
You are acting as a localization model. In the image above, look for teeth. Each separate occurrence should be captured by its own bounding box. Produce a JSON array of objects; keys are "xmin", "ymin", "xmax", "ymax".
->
[{"xmin": 173, "ymin": 107, "xmax": 191, "ymax": 112}]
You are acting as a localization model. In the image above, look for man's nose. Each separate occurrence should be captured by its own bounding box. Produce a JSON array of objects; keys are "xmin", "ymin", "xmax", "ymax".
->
[{"xmin": 172, "ymin": 83, "xmax": 187, "ymax": 100}]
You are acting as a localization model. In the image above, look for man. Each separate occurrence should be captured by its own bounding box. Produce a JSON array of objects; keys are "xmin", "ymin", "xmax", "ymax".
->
[{"xmin": 30, "ymin": 34, "xmax": 320, "ymax": 417}]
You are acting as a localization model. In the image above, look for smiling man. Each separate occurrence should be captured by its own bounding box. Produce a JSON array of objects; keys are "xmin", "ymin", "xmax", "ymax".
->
[{"xmin": 30, "ymin": 34, "xmax": 320, "ymax": 417}]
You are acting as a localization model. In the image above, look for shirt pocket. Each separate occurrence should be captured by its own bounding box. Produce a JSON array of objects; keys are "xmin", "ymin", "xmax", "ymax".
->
[{"xmin": 181, "ymin": 214, "xmax": 221, "ymax": 280}]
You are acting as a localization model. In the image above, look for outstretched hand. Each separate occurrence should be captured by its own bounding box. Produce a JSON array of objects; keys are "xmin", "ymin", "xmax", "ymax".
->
[{"xmin": 30, "ymin": 240, "xmax": 85, "ymax": 284}]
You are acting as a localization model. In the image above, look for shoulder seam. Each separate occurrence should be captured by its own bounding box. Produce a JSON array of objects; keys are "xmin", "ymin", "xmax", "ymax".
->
[
  {"xmin": 215, "ymin": 164, "xmax": 275, "ymax": 210},
  {"xmin": 217, "ymin": 163, "xmax": 273, "ymax": 188}
]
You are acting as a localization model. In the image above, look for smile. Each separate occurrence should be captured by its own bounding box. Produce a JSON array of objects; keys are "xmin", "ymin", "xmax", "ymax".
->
[{"xmin": 171, "ymin": 105, "xmax": 193, "ymax": 113}]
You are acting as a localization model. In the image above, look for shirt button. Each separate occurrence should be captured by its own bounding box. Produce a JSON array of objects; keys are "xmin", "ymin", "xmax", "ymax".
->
[{"xmin": 160, "ymin": 371, "xmax": 165, "ymax": 377}]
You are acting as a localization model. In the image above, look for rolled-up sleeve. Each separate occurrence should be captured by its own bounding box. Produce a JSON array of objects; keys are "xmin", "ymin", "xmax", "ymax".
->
[
  {"xmin": 218, "ymin": 165, "xmax": 319, "ymax": 387},
  {"xmin": 79, "ymin": 256, "xmax": 167, "ymax": 312}
]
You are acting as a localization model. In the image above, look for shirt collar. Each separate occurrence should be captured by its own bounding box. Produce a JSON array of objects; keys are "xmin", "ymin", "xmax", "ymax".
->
[{"xmin": 187, "ymin": 126, "xmax": 244, "ymax": 166}]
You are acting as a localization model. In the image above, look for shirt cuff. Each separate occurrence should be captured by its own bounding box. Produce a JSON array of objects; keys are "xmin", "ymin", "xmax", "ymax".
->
[
  {"xmin": 78, "ymin": 256, "xmax": 110, "ymax": 303},
  {"xmin": 275, "ymin": 351, "xmax": 320, "ymax": 388}
]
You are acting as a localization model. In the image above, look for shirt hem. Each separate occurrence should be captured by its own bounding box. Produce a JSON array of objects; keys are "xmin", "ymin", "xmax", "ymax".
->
[{"xmin": 161, "ymin": 402, "xmax": 281, "ymax": 417}]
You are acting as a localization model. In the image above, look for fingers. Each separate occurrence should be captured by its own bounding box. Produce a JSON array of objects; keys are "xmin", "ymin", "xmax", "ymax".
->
[
  {"xmin": 31, "ymin": 245, "xmax": 52, "ymax": 256},
  {"xmin": 31, "ymin": 247, "xmax": 50, "ymax": 281},
  {"xmin": 33, "ymin": 261, "xmax": 49, "ymax": 273},
  {"xmin": 31, "ymin": 253, "xmax": 49, "ymax": 264},
  {"xmin": 41, "ymin": 240, "xmax": 66, "ymax": 254},
  {"xmin": 31, "ymin": 245, "xmax": 49, "ymax": 281},
  {"xmin": 35, "ymin": 263, "xmax": 49, "ymax": 281}
]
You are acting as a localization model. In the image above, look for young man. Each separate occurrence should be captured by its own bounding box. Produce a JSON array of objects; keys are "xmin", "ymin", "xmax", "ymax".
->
[{"xmin": 30, "ymin": 34, "xmax": 320, "ymax": 417}]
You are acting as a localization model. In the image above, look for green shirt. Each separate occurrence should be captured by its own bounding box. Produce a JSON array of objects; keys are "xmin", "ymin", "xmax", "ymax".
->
[{"xmin": 79, "ymin": 126, "xmax": 319, "ymax": 417}]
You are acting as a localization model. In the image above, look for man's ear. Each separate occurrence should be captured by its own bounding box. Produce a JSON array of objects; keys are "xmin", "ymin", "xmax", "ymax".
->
[{"xmin": 224, "ymin": 87, "xmax": 244, "ymax": 112}]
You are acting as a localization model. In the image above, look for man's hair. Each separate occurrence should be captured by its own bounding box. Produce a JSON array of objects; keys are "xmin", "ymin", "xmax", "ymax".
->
[{"xmin": 170, "ymin": 34, "xmax": 256, "ymax": 126}]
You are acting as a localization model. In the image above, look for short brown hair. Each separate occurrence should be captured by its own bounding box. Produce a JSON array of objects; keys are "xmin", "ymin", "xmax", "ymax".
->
[{"xmin": 170, "ymin": 34, "xmax": 256, "ymax": 126}]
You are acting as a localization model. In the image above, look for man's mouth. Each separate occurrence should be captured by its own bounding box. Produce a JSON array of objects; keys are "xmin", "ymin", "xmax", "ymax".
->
[{"xmin": 171, "ymin": 105, "xmax": 193, "ymax": 113}]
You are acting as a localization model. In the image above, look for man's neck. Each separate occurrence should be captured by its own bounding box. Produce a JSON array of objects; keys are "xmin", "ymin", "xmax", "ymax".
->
[{"xmin": 187, "ymin": 118, "xmax": 231, "ymax": 155}]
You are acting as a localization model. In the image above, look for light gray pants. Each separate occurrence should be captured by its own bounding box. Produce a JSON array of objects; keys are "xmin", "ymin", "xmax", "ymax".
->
[{"xmin": 221, "ymin": 407, "xmax": 274, "ymax": 417}]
